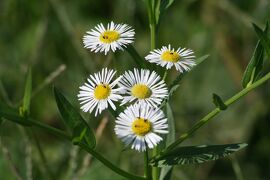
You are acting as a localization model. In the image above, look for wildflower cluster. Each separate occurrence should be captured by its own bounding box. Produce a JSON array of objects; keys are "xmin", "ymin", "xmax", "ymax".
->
[{"xmin": 78, "ymin": 22, "xmax": 196, "ymax": 152}]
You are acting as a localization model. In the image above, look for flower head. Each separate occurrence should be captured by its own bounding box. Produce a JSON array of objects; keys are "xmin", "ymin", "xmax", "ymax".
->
[
  {"xmin": 118, "ymin": 68, "xmax": 168, "ymax": 107},
  {"xmin": 83, "ymin": 21, "xmax": 135, "ymax": 55},
  {"xmin": 114, "ymin": 104, "xmax": 168, "ymax": 152},
  {"xmin": 78, "ymin": 68, "xmax": 122, "ymax": 116},
  {"xmin": 145, "ymin": 44, "xmax": 196, "ymax": 73}
]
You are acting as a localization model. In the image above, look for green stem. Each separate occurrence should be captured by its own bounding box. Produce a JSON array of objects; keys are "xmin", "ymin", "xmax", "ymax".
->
[
  {"xmin": 147, "ymin": 0, "xmax": 156, "ymax": 50},
  {"xmin": 165, "ymin": 71, "xmax": 270, "ymax": 152},
  {"xmin": 150, "ymin": 24, "xmax": 156, "ymax": 50},
  {"xmin": 144, "ymin": 149, "xmax": 151, "ymax": 179},
  {"xmin": 4, "ymin": 116, "xmax": 71, "ymax": 140},
  {"xmin": 162, "ymin": 70, "xmax": 168, "ymax": 81},
  {"xmin": 27, "ymin": 118, "xmax": 71, "ymax": 140},
  {"xmin": 152, "ymin": 147, "xmax": 159, "ymax": 180},
  {"xmin": 78, "ymin": 142, "xmax": 146, "ymax": 180},
  {"xmin": 231, "ymin": 155, "xmax": 244, "ymax": 180},
  {"xmin": 126, "ymin": 45, "xmax": 146, "ymax": 68},
  {"xmin": 147, "ymin": 1, "xmax": 158, "ymax": 179}
]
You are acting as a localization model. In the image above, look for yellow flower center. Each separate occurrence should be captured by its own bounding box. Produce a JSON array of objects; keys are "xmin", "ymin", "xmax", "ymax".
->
[
  {"xmin": 131, "ymin": 84, "xmax": 152, "ymax": 99},
  {"xmin": 132, "ymin": 118, "xmax": 151, "ymax": 136},
  {"xmin": 99, "ymin": 30, "xmax": 120, "ymax": 43},
  {"xmin": 94, "ymin": 84, "xmax": 111, "ymax": 100},
  {"xmin": 161, "ymin": 50, "xmax": 180, "ymax": 62}
]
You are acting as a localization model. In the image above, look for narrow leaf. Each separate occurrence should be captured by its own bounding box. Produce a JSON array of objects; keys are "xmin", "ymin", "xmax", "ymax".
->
[
  {"xmin": 0, "ymin": 103, "xmax": 32, "ymax": 126},
  {"xmin": 212, "ymin": 93, "xmax": 227, "ymax": 110},
  {"xmin": 156, "ymin": 0, "xmax": 175, "ymax": 23},
  {"xmin": 54, "ymin": 87, "xmax": 96, "ymax": 148},
  {"xmin": 159, "ymin": 103, "xmax": 175, "ymax": 180},
  {"xmin": 253, "ymin": 22, "xmax": 270, "ymax": 58},
  {"xmin": 242, "ymin": 42, "xmax": 264, "ymax": 88},
  {"xmin": 242, "ymin": 22, "xmax": 269, "ymax": 88},
  {"xmin": 150, "ymin": 143, "xmax": 247, "ymax": 167},
  {"xmin": 20, "ymin": 67, "xmax": 32, "ymax": 117}
]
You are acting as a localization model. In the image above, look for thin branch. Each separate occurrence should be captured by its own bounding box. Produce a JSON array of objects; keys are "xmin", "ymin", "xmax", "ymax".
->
[{"xmin": 164, "ymin": 71, "xmax": 270, "ymax": 152}]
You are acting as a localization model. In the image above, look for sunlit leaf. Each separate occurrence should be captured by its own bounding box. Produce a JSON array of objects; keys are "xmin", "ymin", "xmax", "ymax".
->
[
  {"xmin": 54, "ymin": 87, "xmax": 96, "ymax": 148},
  {"xmin": 212, "ymin": 93, "xmax": 227, "ymax": 110},
  {"xmin": 150, "ymin": 143, "xmax": 247, "ymax": 167},
  {"xmin": 20, "ymin": 67, "xmax": 32, "ymax": 117},
  {"xmin": 253, "ymin": 22, "xmax": 270, "ymax": 58}
]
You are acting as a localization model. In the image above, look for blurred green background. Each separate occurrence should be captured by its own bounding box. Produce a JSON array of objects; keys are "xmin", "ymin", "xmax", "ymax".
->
[{"xmin": 1, "ymin": 0, "xmax": 270, "ymax": 179}]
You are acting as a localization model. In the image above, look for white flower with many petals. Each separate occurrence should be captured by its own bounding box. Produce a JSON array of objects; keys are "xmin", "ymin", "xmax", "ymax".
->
[
  {"xmin": 118, "ymin": 68, "xmax": 168, "ymax": 107},
  {"xmin": 145, "ymin": 44, "xmax": 196, "ymax": 73},
  {"xmin": 83, "ymin": 21, "xmax": 135, "ymax": 55},
  {"xmin": 78, "ymin": 68, "xmax": 122, "ymax": 116},
  {"xmin": 115, "ymin": 104, "xmax": 168, "ymax": 152}
]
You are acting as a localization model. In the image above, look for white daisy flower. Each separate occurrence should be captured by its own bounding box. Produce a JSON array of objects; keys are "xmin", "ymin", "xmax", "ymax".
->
[
  {"xmin": 145, "ymin": 44, "xmax": 196, "ymax": 73},
  {"xmin": 118, "ymin": 68, "xmax": 168, "ymax": 107},
  {"xmin": 115, "ymin": 104, "xmax": 168, "ymax": 152},
  {"xmin": 78, "ymin": 68, "xmax": 122, "ymax": 116},
  {"xmin": 83, "ymin": 21, "xmax": 135, "ymax": 55}
]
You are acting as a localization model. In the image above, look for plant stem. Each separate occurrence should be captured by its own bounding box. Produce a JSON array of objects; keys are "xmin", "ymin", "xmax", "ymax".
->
[
  {"xmin": 144, "ymin": 149, "xmax": 151, "ymax": 179},
  {"xmin": 147, "ymin": 0, "xmax": 156, "ymax": 50},
  {"xmin": 27, "ymin": 118, "xmax": 71, "ymax": 140},
  {"xmin": 231, "ymin": 155, "xmax": 244, "ymax": 180},
  {"xmin": 78, "ymin": 142, "xmax": 147, "ymax": 180},
  {"xmin": 5, "ymin": 116, "xmax": 147, "ymax": 180},
  {"xmin": 126, "ymin": 45, "xmax": 146, "ymax": 68},
  {"xmin": 147, "ymin": 0, "xmax": 159, "ymax": 179},
  {"xmin": 162, "ymin": 70, "xmax": 168, "ymax": 81},
  {"xmin": 165, "ymin": 71, "xmax": 270, "ymax": 152}
]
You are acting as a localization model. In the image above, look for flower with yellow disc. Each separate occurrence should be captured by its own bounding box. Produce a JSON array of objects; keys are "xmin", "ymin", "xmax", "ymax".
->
[
  {"xmin": 114, "ymin": 104, "xmax": 168, "ymax": 152},
  {"xmin": 118, "ymin": 68, "xmax": 168, "ymax": 107},
  {"xmin": 145, "ymin": 44, "xmax": 196, "ymax": 73},
  {"xmin": 78, "ymin": 68, "xmax": 123, "ymax": 116},
  {"xmin": 83, "ymin": 21, "xmax": 135, "ymax": 55}
]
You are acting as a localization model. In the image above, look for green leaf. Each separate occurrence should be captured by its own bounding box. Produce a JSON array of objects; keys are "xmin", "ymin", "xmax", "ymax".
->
[
  {"xmin": 54, "ymin": 87, "xmax": 96, "ymax": 148},
  {"xmin": 20, "ymin": 67, "xmax": 32, "ymax": 117},
  {"xmin": 156, "ymin": 0, "xmax": 175, "ymax": 23},
  {"xmin": 241, "ymin": 23, "xmax": 269, "ymax": 88},
  {"xmin": 212, "ymin": 93, "xmax": 227, "ymax": 110},
  {"xmin": 150, "ymin": 143, "xmax": 247, "ymax": 167},
  {"xmin": 253, "ymin": 22, "xmax": 270, "ymax": 58},
  {"xmin": 242, "ymin": 41, "xmax": 264, "ymax": 88},
  {"xmin": 0, "ymin": 103, "xmax": 32, "ymax": 126},
  {"xmin": 159, "ymin": 103, "xmax": 175, "ymax": 180}
]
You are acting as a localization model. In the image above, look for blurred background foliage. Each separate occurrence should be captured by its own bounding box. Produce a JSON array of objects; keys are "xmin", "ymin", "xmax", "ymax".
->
[{"xmin": 0, "ymin": 0, "xmax": 270, "ymax": 179}]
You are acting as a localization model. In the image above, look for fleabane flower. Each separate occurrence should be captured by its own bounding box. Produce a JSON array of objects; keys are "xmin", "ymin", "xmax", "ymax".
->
[
  {"xmin": 145, "ymin": 44, "xmax": 196, "ymax": 73},
  {"xmin": 114, "ymin": 104, "xmax": 168, "ymax": 152},
  {"xmin": 78, "ymin": 68, "xmax": 122, "ymax": 116},
  {"xmin": 83, "ymin": 21, "xmax": 135, "ymax": 55},
  {"xmin": 118, "ymin": 68, "xmax": 168, "ymax": 107}
]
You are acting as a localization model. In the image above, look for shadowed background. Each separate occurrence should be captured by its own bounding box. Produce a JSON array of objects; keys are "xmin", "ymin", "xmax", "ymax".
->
[{"xmin": 0, "ymin": 0, "xmax": 270, "ymax": 179}]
